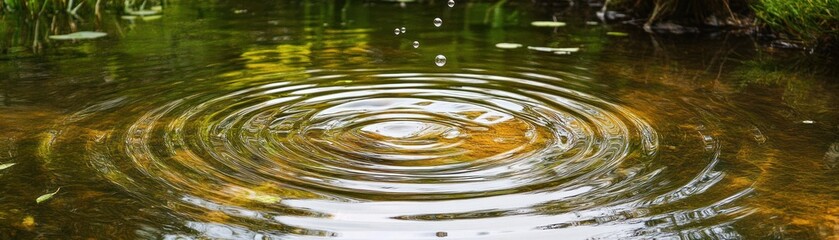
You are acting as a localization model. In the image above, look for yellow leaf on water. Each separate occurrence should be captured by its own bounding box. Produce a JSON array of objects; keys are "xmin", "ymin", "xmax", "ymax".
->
[{"xmin": 36, "ymin": 188, "xmax": 61, "ymax": 204}]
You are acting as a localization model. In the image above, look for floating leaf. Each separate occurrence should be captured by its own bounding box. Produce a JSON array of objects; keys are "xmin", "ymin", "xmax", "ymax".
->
[
  {"xmin": 495, "ymin": 43, "xmax": 523, "ymax": 49},
  {"xmin": 36, "ymin": 188, "xmax": 60, "ymax": 204},
  {"xmin": 527, "ymin": 46, "xmax": 580, "ymax": 53},
  {"xmin": 606, "ymin": 32, "xmax": 629, "ymax": 36},
  {"xmin": 49, "ymin": 31, "xmax": 107, "ymax": 40},
  {"xmin": 531, "ymin": 21, "xmax": 567, "ymax": 27},
  {"xmin": 120, "ymin": 15, "xmax": 137, "ymax": 20},
  {"xmin": 141, "ymin": 15, "xmax": 162, "ymax": 21},
  {"xmin": 526, "ymin": 46, "xmax": 555, "ymax": 52},
  {"xmin": 0, "ymin": 163, "xmax": 15, "ymax": 170},
  {"xmin": 127, "ymin": 10, "xmax": 160, "ymax": 16}
]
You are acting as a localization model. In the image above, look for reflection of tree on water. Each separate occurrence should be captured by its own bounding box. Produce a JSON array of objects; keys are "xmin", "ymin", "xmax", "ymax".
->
[{"xmin": 592, "ymin": 33, "xmax": 839, "ymax": 238}]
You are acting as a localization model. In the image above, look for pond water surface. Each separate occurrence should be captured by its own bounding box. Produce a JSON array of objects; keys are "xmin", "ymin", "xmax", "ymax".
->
[{"xmin": 1, "ymin": 1, "xmax": 837, "ymax": 239}]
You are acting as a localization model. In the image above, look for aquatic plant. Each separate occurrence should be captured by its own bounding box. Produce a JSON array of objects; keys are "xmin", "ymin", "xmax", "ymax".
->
[
  {"xmin": 0, "ymin": 0, "xmax": 165, "ymax": 15},
  {"xmin": 609, "ymin": 0, "xmax": 837, "ymax": 46},
  {"xmin": 753, "ymin": 0, "xmax": 839, "ymax": 42}
]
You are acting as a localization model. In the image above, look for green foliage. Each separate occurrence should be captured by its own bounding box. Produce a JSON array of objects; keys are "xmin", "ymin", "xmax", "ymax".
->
[
  {"xmin": 753, "ymin": 0, "xmax": 839, "ymax": 41},
  {"xmin": 1, "ymin": 0, "xmax": 129, "ymax": 15},
  {"xmin": 609, "ymin": 0, "xmax": 836, "ymax": 44}
]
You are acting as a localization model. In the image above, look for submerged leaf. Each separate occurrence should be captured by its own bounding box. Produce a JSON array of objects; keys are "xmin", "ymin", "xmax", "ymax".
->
[
  {"xmin": 531, "ymin": 21, "xmax": 567, "ymax": 27},
  {"xmin": 606, "ymin": 32, "xmax": 629, "ymax": 36},
  {"xmin": 36, "ymin": 188, "xmax": 61, "ymax": 204},
  {"xmin": 21, "ymin": 216, "xmax": 35, "ymax": 229},
  {"xmin": 49, "ymin": 31, "xmax": 108, "ymax": 40},
  {"xmin": 0, "ymin": 163, "xmax": 16, "ymax": 170}
]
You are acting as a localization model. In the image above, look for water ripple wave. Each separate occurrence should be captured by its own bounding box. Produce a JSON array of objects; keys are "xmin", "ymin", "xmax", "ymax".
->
[{"xmin": 53, "ymin": 68, "xmax": 751, "ymax": 239}]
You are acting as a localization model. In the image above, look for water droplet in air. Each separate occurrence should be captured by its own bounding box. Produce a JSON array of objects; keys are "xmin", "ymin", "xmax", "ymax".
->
[
  {"xmin": 413, "ymin": 41, "xmax": 420, "ymax": 48},
  {"xmin": 433, "ymin": 18, "xmax": 443, "ymax": 27},
  {"xmin": 448, "ymin": 0, "xmax": 455, "ymax": 7},
  {"xmin": 401, "ymin": 27, "xmax": 406, "ymax": 33},
  {"xmin": 394, "ymin": 28, "xmax": 401, "ymax": 35},
  {"xmin": 435, "ymin": 55, "xmax": 447, "ymax": 67}
]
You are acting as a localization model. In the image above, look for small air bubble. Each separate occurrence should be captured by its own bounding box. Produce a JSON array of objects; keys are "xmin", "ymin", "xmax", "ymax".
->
[
  {"xmin": 433, "ymin": 18, "xmax": 443, "ymax": 27},
  {"xmin": 394, "ymin": 28, "xmax": 401, "ymax": 35},
  {"xmin": 435, "ymin": 55, "xmax": 447, "ymax": 67},
  {"xmin": 413, "ymin": 41, "xmax": 420, "ymax": 48},
  {"xmin": 401, "ymin": 27, "xmax": 406, "ymax": 33},
  {"xmin": 448, "ymin": 0, "xmax": 455, "ymax": 7}
]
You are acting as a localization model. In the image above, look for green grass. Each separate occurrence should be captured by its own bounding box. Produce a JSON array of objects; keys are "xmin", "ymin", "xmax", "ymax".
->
[
  {"xmin": 1, "ymin": 0, "xmax": 128, "ymax": 15},
  {"xmin": 609, "ymin": 0, "xmax": 836, "ymax": 45},
  {"xmin": 753, "ymin": 0, "xmax": 839, "ymax": 41}
]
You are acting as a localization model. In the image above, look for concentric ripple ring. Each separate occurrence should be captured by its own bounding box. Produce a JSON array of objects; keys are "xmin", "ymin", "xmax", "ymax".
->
[{"xmin": 53, "ymin": 68, "xmax": 750, "ymax": 239}]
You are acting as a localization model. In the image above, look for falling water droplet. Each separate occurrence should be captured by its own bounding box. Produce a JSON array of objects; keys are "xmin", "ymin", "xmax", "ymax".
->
[
  {"xmin": 433, "ymin": 18, "xmax": 443, "ymax": 27},
  {"xmin": 401, "ymin": 27, "xmax": 406, "ymax": 34},
  {"xmin": 413, "ymin": 41, "xmax": 420, "ymax": 48},
  {"xmin": 435, "ymin": 55, "xmax": 447, "ymax": 67},
  {"xmin": 448, "ymin": 0, "xmax": 455, "ymax": 7},
  {"xmin": 394, "ymin": 28, "xmax": 401, "ymax": 35}
]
